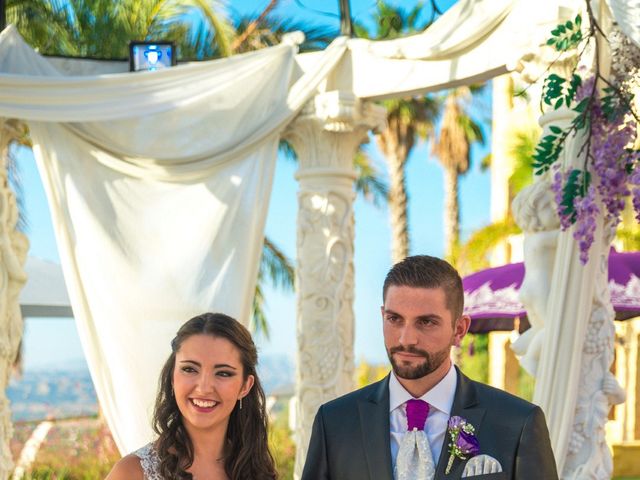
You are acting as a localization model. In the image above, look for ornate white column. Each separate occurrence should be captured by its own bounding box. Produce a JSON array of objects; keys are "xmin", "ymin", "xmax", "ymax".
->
[
  {"xmin": 284, "ymin": 91, "xmax": 385, "ymax": 479},
  {"xmin": 524, "ymin": 108, "xmax": 625, "ymax": 479},
  {"xmin": 0, "ymin": 119, "xmax": 29, "ymax": 480}
]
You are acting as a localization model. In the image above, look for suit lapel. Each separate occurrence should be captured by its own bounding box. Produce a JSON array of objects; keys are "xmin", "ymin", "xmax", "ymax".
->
[
  {"xmin": 435, "ymin": 367, "xmax": 486, "ymax": 479},
  {"xmin": 358, "ymin": 375, "xmax": 394, "ymax": 480}
]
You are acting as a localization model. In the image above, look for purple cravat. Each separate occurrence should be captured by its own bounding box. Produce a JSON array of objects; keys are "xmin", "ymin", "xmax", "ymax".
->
[{"xmin": 406, "ymin": 399, "xmax": 430, "ymax": 431}]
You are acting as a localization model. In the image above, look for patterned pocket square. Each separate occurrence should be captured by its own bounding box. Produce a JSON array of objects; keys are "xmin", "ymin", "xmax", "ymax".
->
[{"xmin": 462, "ymin": 454, "xmax": 503, "ymax": 477}]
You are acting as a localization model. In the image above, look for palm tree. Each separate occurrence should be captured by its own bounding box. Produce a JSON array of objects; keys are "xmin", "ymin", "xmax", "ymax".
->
[
  {"xmin": 457, "ymin": 120, "xmax": 538, "ymax": 274},
  {"xmin": 432, "ymin": 86, "xmax": 485, "ymax": 261},
  {"xmin": 234, "ymin": 6, "xmax": 387, "ymax": 334},
  {"xmin": 7, "ymin": 0, "xmax": 234, "ymax": 60},
  {"xmin": 355, "ymin": 2, "xmax": 441, "ymax": 263}
]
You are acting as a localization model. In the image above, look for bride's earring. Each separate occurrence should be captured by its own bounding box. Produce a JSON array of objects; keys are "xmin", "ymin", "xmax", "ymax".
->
[{"xmin": 239, "ymin": 397, "xmax": 243, "ymax": 410}]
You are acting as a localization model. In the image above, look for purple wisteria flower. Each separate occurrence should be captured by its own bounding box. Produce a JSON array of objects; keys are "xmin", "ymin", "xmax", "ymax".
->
[
  {"xmin": 631, "ymin": 168, "xmax": 640, "ymax": 223},
  {"xmin": 573, "ymin": 185, "xmax": 599, "ymax": 265},
  {"xmin": 549, "ymin": 73, "xmax": 639, "ymax": 264},
  {"xmin": 445, "ymin": 416, "xmax": 480, "ymax": 474}
]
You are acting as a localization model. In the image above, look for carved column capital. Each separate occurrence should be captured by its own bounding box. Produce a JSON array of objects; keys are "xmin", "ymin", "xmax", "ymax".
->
[
  {"xmin": 288, "ymin": 91, "xmax": 385, "ymax": 479},
  {"xmin": 285, "ymin": 90, "xmax": 386, "ymax": 174}
]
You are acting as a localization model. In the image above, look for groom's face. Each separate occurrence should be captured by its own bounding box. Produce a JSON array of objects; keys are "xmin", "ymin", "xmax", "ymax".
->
[{"xmin": 382, "ymin": 285, "xmax": 468, "ymax": 380}]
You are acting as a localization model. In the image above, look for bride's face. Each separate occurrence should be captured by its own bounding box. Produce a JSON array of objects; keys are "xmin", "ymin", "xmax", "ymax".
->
[{"xmin": 172, "ymin": 334, "xmax": 254, "ymax": 433}]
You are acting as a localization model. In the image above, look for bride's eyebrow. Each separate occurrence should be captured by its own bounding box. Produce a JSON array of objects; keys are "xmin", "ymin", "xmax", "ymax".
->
[
  {"xmin": 214, "ymin": 364, "xmax": 237, "ymax": 370},
  {"xmin": 178, "ymin": 360, "xmax": 200, "ymax": 366},
  {"xmin": 178, "ymin": 360, "xmax": 238, "ymax": 369}
]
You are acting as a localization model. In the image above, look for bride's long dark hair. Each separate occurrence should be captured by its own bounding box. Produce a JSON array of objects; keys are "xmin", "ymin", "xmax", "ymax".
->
[{"xmin": 152, "ymin": 312, "xmax": 277, "ymax": 479}]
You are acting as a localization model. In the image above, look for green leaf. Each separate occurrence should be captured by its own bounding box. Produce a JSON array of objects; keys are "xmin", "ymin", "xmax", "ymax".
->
[
  {"xmin": 560, "ymin": 169, "xmax": 588, "ymax": 223},
  {"xmin": 550, "ymin": 125, "xmax": 563, "ymax": 134},
  {"xmin": 573, "ymin": 98, "xmax": 589, "ymax": 113},
  {"xmin": 532, "ymin": 133, "xmax": 562, "ymax": 175},
  {"xmin": 554, "ymin": 98, "xmax": 564, "ymax": 109},
  {"xmin": 575, "ymin": 14, "xmax": 582, "ymax": 26},
  {"xmin": 566, "ymin": 20, "xmax": 573, "ymax": 29},
  {"xmin": 547, "ymin": 37, "xmax": 556, "ymax": 46}
]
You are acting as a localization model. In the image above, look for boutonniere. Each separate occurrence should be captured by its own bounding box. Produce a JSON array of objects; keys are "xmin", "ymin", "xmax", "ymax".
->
[{"xmin": 445, "ymin": 416, "xmax": 480, "ymax": 474}]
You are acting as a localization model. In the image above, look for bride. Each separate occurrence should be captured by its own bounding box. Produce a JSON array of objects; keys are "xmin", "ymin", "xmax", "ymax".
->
[{"xmin": 106, "ymin": 312, "xmax": 277, "ymax": 479}]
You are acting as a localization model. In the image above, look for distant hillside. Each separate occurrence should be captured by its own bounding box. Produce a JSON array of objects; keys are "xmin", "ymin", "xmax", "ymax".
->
[{"xmin": 8, "ymin": 354, "xmax": 294, "ymax": 422}]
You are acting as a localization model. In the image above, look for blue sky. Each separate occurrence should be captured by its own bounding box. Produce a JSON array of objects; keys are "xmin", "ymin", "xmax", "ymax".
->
[{"xmin": 19, "ymin": 0, "xmax": 492, "ymax": 370}]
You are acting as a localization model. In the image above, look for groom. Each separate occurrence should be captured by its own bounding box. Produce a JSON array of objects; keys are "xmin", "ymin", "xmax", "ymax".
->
[{"xmin": 302, "ymin": 255, "xmax": 558, "ymax": 479}]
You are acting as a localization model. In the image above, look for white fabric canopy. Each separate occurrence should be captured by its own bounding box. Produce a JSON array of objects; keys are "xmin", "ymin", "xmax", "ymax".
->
[
  {"xmin": 0, "ymin": 26, "xmax": 347, "ymax": 452},
  {"xmin": 361, "ymin": 0, "xmax": 515, "ymax": 60}
]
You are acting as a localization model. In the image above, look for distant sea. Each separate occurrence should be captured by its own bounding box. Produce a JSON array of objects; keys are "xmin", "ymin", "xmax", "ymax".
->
[{"xmin": 8, "ymin": 354, "xmax": 294, "ymax": 422}]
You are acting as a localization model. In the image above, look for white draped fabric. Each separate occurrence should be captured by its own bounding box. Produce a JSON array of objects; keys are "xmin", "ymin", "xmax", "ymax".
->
[
  {"xmin": 361, "ymin": 0, "xmax": 515, "ymax": 60},
  {"xmin": 0, "ymin": 26, "xmax": 347, "ymax": 453}
]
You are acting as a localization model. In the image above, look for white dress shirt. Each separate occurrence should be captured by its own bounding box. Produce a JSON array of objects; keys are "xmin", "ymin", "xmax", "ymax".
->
[{"xmin": 389, "ymin": 364, "xmax": 457, "ymax": 474}]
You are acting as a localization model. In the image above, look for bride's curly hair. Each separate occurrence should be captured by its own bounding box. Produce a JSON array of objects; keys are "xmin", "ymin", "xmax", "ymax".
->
[{"xmin": 152, "ymin": 312, "xmax": 277, "ymax": 479}]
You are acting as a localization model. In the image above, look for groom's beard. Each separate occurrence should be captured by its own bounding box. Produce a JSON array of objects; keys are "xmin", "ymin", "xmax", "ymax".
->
[{"xmin": 387, "ymin": 344, "xmax": 451, "ymax": 380}]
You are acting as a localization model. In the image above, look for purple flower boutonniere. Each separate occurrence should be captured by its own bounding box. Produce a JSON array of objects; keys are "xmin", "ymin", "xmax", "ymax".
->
[{"xmin": 445, "ymin": 416, "xmax": 480, "ymax": 474}]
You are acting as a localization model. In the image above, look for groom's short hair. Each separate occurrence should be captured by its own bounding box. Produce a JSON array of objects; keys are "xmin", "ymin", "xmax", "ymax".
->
[{"xmin": 383, "ymin": 255, "xmax": 464, "ymax": 320}]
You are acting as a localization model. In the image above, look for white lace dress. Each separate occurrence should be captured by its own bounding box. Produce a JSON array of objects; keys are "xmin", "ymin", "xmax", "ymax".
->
[{"xmin": 134, "ymin": 443, "xmax": 163, "ymax": 480}]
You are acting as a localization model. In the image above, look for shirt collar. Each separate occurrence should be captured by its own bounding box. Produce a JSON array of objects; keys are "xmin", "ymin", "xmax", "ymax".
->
[{"xmin": 389, "ymin": 363, "xmax": 457, "ymax": 415}]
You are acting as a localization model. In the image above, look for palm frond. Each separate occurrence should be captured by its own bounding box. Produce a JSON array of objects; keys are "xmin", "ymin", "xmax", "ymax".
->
[
  {"xmin": 507, "ymin": 127, "xmax": 539, "ymax": 198},
  {"xmin": 250, "ymin": 281, "xmax": 269, "ymax": 338},
  {"xmin": 457, "ymin": 219, "xmax": 522, "ymax": 275},
  {"xmin": 353, "ymin": 150, "xmax": 388, "ymax": 207},
  {"xmin": 231, "ymin": 14, "xmax": 337, "ymax": 54},
  {"xmin": 278, "ymin": 139, "xmax": 298, "ymax": 162},
  {"xmin": 250, "ymin": 237, "xmax": 295, "ymax": 339},
  {"xmin": 261, "ymin": 237, "xmax": 295, "ymax": 291}
]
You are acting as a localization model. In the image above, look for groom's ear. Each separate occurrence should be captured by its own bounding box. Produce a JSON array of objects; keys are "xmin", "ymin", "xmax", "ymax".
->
[{"xmin": 453, "ymin": 315, "xmax": 471, "ymax": 347}]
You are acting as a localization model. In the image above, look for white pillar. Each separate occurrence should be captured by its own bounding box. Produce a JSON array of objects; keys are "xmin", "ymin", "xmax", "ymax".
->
[
  {"xmin": 489, "ymin": 74, "xmax": 515, "ymax": 266},
  {"xmin": 284, "ymin": 91, "xmax": 385, "ymax": 479},
  {"xmin": 0, "ymin": 119, "xmax": 29, "ymax": 480},
  {"xmin": 530, "ymin": 109, "xmax": 625, "ymax": 479}
]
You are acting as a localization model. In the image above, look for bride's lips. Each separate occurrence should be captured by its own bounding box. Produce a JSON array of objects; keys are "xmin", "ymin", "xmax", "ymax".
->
[{"xmin": 189, "ymin": 398, "xmax": 220, "ymax": 413}]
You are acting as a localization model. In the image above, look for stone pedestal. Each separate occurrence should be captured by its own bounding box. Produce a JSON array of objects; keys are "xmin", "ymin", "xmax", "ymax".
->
[{"xmin": 284, "ymin": 91, "xmax": 385, "ymax": 479}]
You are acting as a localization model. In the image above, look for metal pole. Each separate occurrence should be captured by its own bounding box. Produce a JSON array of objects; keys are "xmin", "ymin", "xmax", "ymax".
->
[{"xmin": 338, "ymin": 0, "xmax": 353, "ymax": 37}]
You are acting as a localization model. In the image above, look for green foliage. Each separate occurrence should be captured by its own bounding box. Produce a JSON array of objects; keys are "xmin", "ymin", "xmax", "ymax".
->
[
  {"xmin": 251, "ymin": 237, "xmax": 294, "ymax": 339},
  {"xmin": 456, "ymin": 334, "xmax": 489, "ymax": 384},
  {"xmin": 545, "ymin": 14, "xmax": 583, "ymax": 51},
  {"xmin": 533, "ymin": 14, "xmax": 590, "ymax": 189},
  {"xmin": 616, "ymin": 226, "xmax": 640, "ymax": 250},
  {"xmin": 354, "ymin": 1, "xmax": 428, "ymax": 40},
  {"xmin": 601, "ymin": 86, "xmax": 633, "ymax": 122},
  {"xmin": 508, "ymin": 128, "xmax": 539, "ymax": 196},
  {"xmin": 517, "ymin": 367, "xmax": 535, "ymax": 402},
  {"xmin": 532, "ymin": 131, "xmax": 563, "ymax": 175},
  {"xmin": 457, "ymin": 219, "xmax": 522, "ymax": 275},
  {"xmin": 354, "ymin": 150, "xmax": 389, "ymax": 207},
  {"xmin": 355, "ymin": 358, "xmax": 390, "ymax": 388},
  {"xmin": 269, "ymin": 412, "xmax": 296, "ymax": 479},
  {"xmin": 8, "ymin": 0, "xmax": 234, "ymax": 60},
  {"xmin": 19, "ymin": 417, "xmax": 119, "ymax": 479},
  {"xmin": 559, "ymin": 169, "xmax": 591, "ymax": 223}
]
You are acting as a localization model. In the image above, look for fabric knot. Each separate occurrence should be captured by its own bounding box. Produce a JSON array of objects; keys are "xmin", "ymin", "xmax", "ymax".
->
[{"xmin": 406, "ymin": 399, "xmax": 429, "ymax": 431}]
